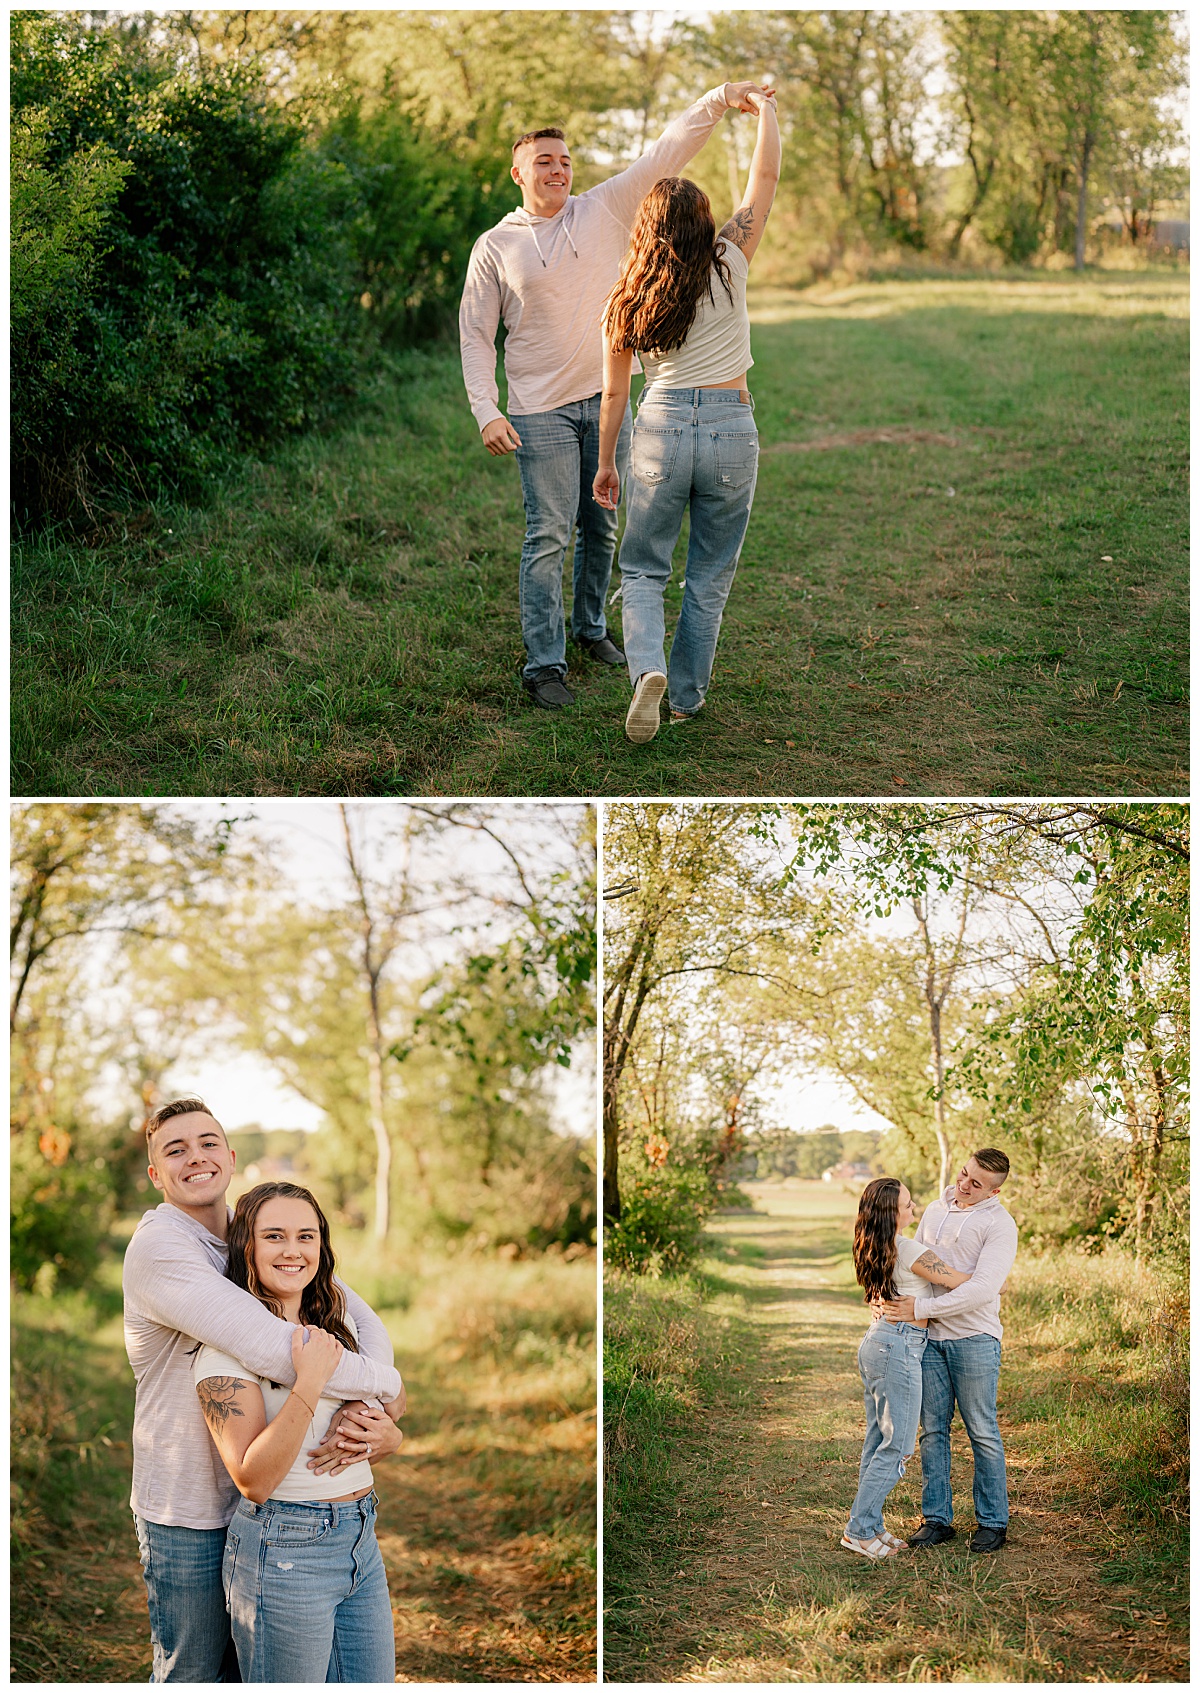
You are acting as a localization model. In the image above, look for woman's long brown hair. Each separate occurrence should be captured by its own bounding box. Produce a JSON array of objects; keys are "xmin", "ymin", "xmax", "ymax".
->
[
  {"xmin": 226, "ymin": 1181, "xmax": 359, "ymax": 1352},
  {"xmin": 603, "ymin": 176, "xmax": 734, "ymax": 356},
  {"xmin": 853, "ymin": 1177, "xmax": 902, "ymax": 1305}
]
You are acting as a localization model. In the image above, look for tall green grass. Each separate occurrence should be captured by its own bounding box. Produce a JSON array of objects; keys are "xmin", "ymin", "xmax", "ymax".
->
[
  {"xmin": 12, "ymin": 273, "xmax": 1188, "ymax": 798},
  {"xmin": 1002, "ymin": 1251, "xmax": 1188, "ymax": 1559}
]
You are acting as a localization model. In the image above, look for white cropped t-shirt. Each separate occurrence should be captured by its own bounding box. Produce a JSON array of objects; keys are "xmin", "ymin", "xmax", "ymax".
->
[
  {"xmin": 194, "ymin": 1312, "xmax": 374, "ymax": 1504},
  {"xmin": 640, "ymin": 241, "xmax": 752, "ymax": 390},
  {"xmin": 892, "ymin": 1235, "xmax": 931, "ymax": 1301}
]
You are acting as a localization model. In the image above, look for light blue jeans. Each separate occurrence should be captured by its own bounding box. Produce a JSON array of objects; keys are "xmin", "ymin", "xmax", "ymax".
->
[
  {"xmin": 618, "ymin": 386, "xmax": 759, "ymax": 716},
  {"xmin": 223, "ymin": 1493, "xmax": 395, "ymax": 1683},
  {"xmin": 133, "ymin": 1514, "xmax": 242, "ymax": 1682},
  {"xmin": 846, "ymin": 1321, "xmax": 927, "ymax": 1541},
  {"xmin": 919, "ymin": 1334, "xmax": 1009, "ymax": 1529},
  {"xmin": 510, "ymin": 394, "xmax": 632, "ymax": 681}
]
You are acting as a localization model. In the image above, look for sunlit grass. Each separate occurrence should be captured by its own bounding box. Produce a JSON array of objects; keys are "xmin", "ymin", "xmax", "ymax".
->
[
  {"xmin": 12, "ymin": 272, "xmax": 1188, "ymax": 798},
  {"xmin": 603, "ymin": 1183, "xmax": 1188, "ymax": 1683}
]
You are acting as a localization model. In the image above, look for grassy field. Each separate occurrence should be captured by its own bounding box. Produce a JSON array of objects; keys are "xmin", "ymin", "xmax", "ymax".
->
[
  {"xmin": 11, "ymin": 1233, "xmax": 596, "ymax": 1683},
  {"xmin": 603, "ymin": 1182, "xmax": 1188, "ymax": 1683},
  {"xmin": 11, "ymin": 271, "xmax": 1187, "ymax": 798}
]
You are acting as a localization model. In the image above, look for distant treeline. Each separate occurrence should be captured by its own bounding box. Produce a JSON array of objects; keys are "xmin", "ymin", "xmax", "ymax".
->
[
  {"xmin": 12, "ymin": 10, "xmax": 1187, "ymax": 524},
  {"xmin": 743, "ymin": 1126, "xmax": 883, "ymax": 1183}
]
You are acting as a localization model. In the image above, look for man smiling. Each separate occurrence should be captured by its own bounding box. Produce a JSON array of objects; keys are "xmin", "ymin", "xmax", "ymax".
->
[
  {"xmin": 460, "ymin": 79, "xmax": 771, "ymax": 708},
  {"xmin": 879, "ymin": 1149, "xmax": 1018, "ymax": 1554},
  {"xmin": 123, "ymin": 1099, "xmax": 404, "ymax": 1681}
]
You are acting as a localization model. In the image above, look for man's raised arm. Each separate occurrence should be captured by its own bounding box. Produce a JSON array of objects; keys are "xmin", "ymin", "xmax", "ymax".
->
[
  {"xmin": 588, "ymin": 82, "xmax": 772, "ymax": 228},
  {"xmin": 124, "ymin": 1227, "xmax": 402, "ymax": 1401},
  {"xmin": 912, "ymin": 1216, "xmax": 1018, "ymax": 1322}
]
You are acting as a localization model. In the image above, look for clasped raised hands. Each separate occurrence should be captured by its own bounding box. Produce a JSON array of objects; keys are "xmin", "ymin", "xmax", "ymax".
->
[{"xmin": 723, "ymin": 81, "xmax": 777, "ymax": 114}]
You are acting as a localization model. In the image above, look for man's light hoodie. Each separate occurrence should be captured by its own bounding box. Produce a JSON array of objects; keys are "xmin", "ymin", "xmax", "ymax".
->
[
  {"xmin": 912, "ymin": 1187, "xmax": 1018, "ymax": 1342},
  {"xmin": 459, "ymin": 86, "xmax": 732, "ymax": 430}
]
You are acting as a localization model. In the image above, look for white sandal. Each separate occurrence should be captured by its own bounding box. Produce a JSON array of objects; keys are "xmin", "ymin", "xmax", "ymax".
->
[
  {"xmin": 840, "ymin": 1533, "xmax": 895, "ymax": 1561},
  {"xmin": 879, "ymin": 1529, "xmax": 910, "ymax": 1550}
]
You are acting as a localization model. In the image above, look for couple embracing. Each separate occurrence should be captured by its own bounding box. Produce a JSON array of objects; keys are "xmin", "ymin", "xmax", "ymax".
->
[
  {"xmin": 461, "ymin": 78, "xmax": 781, "ymax": 743},
  {"xmin": 122, "ymin": 1098, "xmax": 405, "ymax": 1682},
  {"xmin": 844, "ymin": 1150, "xmax": 1018, "ymax": 1560}
]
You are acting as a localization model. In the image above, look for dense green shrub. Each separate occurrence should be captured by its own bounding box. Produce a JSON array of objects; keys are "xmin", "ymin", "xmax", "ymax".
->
[
  {"xmin": 606, "ymin": 1161, "xmax": 716, "ymax": 1276},
  {"xmin": 10, "ymin": 14, "xmax": 508, "ymax": 525},
  {"xmin": 325, "ymin": 103, "xmax": 508, "ymax": 347},
  {"xmin": 10, "ymin": 1135, "xmax": 116, "ymax": 1292}
]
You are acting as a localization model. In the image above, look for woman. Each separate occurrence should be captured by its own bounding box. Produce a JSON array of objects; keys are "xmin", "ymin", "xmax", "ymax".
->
[
  {"xmin": 194, "ymin": 1182, "xmax": 398, "ymax": 1681},
  {"xmin": 842, "ymin": 1177, "xmax": 973, "ymax": 1561},
  {"xmin": 593, "ymin": 88, "xmax": 780, "ymax": 744}
]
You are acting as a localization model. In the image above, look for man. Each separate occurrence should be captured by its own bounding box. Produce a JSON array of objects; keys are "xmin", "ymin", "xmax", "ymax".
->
[
  {"xmin": 123, "ymin": 1098, "xmax": 405, "ymax": 1681},
  {"xmin": 880, "ymin": 1148, "xmax": 1017, "ymax": 1555},
  {"xmin": 459, "ymin": 79, "xmax": 772, "ymax": 710}
]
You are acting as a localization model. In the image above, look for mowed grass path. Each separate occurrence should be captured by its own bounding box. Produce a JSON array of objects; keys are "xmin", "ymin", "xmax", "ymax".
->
[
  {"xmin": 604, "ymin": 1184, "xmax": 1187, "ymax": 1683},
  {"xmin": 12, "ymin": 273, "xmax": 1187, "ymax": 797},
  {"xmin": 11, "ymin": 1253, "xmax": 596, "ymax": 1683}
]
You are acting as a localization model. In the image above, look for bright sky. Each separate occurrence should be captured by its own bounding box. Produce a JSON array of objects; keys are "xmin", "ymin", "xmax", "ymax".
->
[
  {"xmin": 759, "ymin": 1068, "xmax": 892, "ymax": 1138},
  {"xmin": 152, "ymin": 801, "xmax": 595, "ymax": 1139}
]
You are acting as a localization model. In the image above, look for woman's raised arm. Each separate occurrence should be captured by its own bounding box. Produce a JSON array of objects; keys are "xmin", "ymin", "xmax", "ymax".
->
[
  {"xmin": 909, "ymin": 1249, "xmax": 972, "ymax": 1290},
  {"xmin": 719, "ymin": 92, "xmax": 780, "ymax": 267}
]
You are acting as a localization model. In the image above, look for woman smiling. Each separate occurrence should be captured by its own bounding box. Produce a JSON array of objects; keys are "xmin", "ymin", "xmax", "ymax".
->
[{"xmin": 193, "ymin": 1182, "xmax": 398, "ymax": 1682}]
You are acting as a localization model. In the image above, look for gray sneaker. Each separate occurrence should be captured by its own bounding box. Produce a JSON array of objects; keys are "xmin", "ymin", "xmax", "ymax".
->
[
  {"xmin": 578, "ymin": 632, "xmax": 626, "ymax": 666},
  {"xmin": 522, "ymin": 672, "xmax": 575, "ymax": 710}
]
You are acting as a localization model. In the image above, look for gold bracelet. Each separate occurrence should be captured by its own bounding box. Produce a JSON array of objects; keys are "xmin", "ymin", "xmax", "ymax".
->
[{"xmin": 292, "ymin": 1388, "xmax": 318, "ymax": 1420}]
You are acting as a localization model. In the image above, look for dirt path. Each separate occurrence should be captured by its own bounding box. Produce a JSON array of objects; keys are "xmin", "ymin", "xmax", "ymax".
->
[
  {"xmin": 12, "ymin": 1297, "xmax": 595, "ymax": 1683},
  {"xmin": 606, "ymin": 1184, "xmax": 1186, "ymax": 1683}
]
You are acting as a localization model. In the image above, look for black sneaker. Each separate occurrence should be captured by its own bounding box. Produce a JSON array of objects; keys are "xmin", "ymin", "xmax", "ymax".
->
[
  {"xmin": 908, "ymin": 1521, "xmax": 956, "ymax": 1548},
  {"xmin": 969, "ymin": 1525, "xmax": 1007, "ymax": 1554},
  {"xmin": 578, "ymin": 632, "xmax": 626, "ymax": 666},
  {"xmin": 522, "ymin": 671, "xmax": 575, "ymax": 710}
]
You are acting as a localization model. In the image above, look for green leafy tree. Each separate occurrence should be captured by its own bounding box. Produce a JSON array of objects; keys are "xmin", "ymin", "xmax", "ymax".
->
[{"xmin": 603, "ymin": 803, "xmax": 827, "ymax": 1222}]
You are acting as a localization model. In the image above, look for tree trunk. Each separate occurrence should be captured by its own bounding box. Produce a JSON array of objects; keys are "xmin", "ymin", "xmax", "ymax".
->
[
  {"xmin": 949, "ymin": 143, "xmax": 995, "ymax": 256},
  {"xmin": 1075, "ymin": 128, "xmax": 1095, "ymax": 270},
  {"xmin": 364, "ymin": 981, "xmax": 392, "ymax": 1243},
  {"xmin": 603, "ymin": 966, "xmax": 655, "ymax": 1222},
  {"xmin": 914, "ymin": 893, "xmax": 969, "ymax": 1196},
  {"xmin": 341, "ymin": 804, "xmax": 400, "ymax": 1244},
  {"xmin": 1119, "ymin": 1069, "xmax": 1146, "ymax": 1259},
  {"xmin": 603, "ymin": 1091, "xmax": 622, "ymax": 1222},
  {"xmin": 929, "ymin": 1001, "xmax": 952, "ymax": 1195}
]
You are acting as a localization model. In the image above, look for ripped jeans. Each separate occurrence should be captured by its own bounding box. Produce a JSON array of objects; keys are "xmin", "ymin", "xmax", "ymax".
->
[
  {"xmin": 223, "ymin": 1493, "xmax": 394, "ymax": 1683},
  {"xmin": 846, "ymin": 1320, "xmax": 927, "ymax": 1541}
]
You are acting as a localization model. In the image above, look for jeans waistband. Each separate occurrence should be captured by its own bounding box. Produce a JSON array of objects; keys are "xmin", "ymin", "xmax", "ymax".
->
[
  {"xmin": 235, "ymin": 1490, "xmax": 376, "ymax": 1523},
  {"xmin": 873, "ymin": 1319, "xmax": 927, "ymax": 1335},
  {"xmin": 639, "ymin": 386, "xmax": 753, "ymax": 408}
]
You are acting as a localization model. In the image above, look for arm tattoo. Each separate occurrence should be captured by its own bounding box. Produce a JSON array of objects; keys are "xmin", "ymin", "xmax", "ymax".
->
[
  {"xmin": 915, "ymin": 1250, "xmax": 955, "ymax": 1280},
  {"xmin": 198, "ymin": 1376, "xmax": 249, "ymax": 1434},
  {"xmin": 720, "ymin": 206, "xmax": 756, "ymax": 250}
]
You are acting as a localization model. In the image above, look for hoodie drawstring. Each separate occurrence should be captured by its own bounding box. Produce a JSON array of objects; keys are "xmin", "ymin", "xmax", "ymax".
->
[{"xmin": 527, "ymin": 221, "xmax": 578, "ymax": 268}]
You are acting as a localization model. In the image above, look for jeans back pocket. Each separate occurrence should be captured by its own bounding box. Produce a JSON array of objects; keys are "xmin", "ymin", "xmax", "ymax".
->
[
  {"xmin": 712, "ymin": 428, "xmax": 759, "ymax": 489},
  {"xmin": 630, "ymin": 425, "xmax": 683, "ymax": 487}
]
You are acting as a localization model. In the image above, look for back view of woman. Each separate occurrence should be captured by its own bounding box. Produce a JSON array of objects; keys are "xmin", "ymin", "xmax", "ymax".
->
[{"xmin": 593, "ymin": 90, "xmax": 780, "ymax": 743}]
